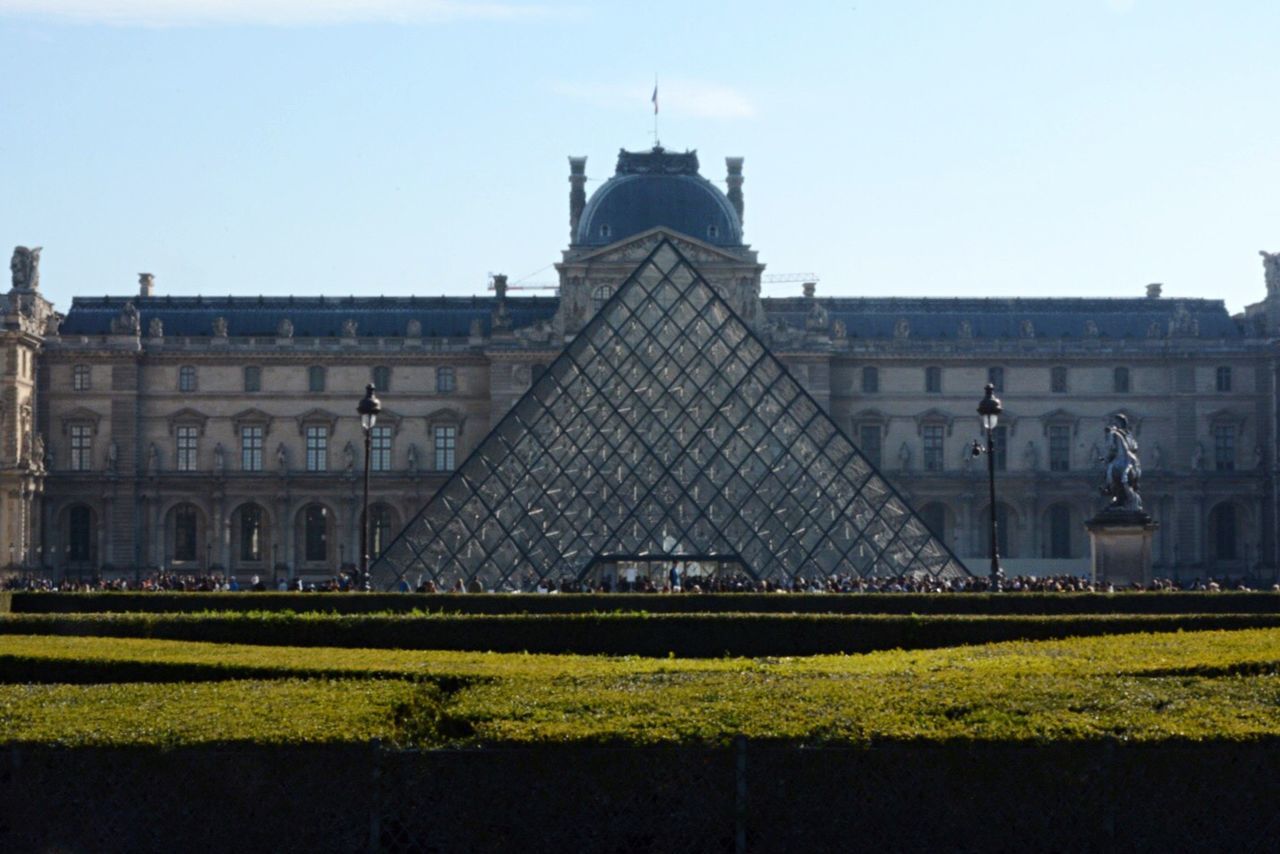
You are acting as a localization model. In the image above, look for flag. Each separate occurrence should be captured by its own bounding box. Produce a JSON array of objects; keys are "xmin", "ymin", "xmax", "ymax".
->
[{"xmin": 651, "ymin": 82, "xmax": 658, "ymax": 115}]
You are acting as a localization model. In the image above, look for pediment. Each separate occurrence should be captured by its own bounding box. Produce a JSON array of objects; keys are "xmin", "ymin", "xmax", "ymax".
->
[
  {"xmin": 59, "ymin": 406, "xmax": 103, "ymax": 434},
  {"xmin": 295, "ymin": 408, "xmax": 341, "ymax": 435},
  {"xmin": 571, "ymin": 228, "xmax": 751, "ymax": 266},
  {"xmin": 167, "ymin": 407, "xmax": 210, "ymax": 435},
  {"xmin": 913, "ymin": 408, "xmax": 956, "ymax": 436},
  {"xmin": 232, "ymin": 407, "xmax": 274, "ymax": 435},
  {"xmin": 426, "ymin": 406, "xmax": 467, "ymax": 430},
  {"xmin": 1038, "ymin": 408, "xmax": 1080, "ymax": 436}
]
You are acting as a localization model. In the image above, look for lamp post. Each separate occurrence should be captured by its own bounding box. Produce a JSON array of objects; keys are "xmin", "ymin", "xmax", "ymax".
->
[
  {"xmin": 971, "ymin": 383, "xmax": 1004, "ymax": 591},
  {"xmin": 357, "ymin": 384, "xmax": 382, "ymax": 591}
]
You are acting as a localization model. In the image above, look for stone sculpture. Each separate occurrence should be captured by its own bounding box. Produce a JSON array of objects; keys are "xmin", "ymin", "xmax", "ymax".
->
[
  {"xmin": 10, "ymin": 246, "xmax": 41, "ymax": 290},
  {"xmin": 1261, "ymin": 250, "xmax": 1280, "ymax": 294},
  {"xmin": 341, "ymin": 318, "xmax": 358, "ymax": 337},
  {"xmin": 148, "ymin": 317, "xmax": 164, "ymax": 338},
  {"xmin": 212, "ymin": 316, "xmax": 228, "ymax": 337},
  {"xmin": 277, "ymin": 318, "xmax": 294, "ymax": 338}
]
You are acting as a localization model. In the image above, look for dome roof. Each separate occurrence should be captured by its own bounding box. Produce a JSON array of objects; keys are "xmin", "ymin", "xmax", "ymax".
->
[{"xmin": 575, "ymin": 147, "xmax": 743, "ymax": 248}]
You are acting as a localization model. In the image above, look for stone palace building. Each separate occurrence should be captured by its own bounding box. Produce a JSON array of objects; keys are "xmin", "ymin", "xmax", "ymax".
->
[{"xmin": 4, "ymin": 145, "xmax": 1280, "ymax": 584}]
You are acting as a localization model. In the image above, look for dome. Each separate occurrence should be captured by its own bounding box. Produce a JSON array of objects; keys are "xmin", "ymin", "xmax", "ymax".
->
[{"xmin": 575, "ymin": 147, "xmax": 743, "ymax": 248}]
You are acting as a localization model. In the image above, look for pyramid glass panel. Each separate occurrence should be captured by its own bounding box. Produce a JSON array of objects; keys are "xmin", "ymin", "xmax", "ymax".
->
[{"xmin": 371, "ymin": 239, "xmax": 970, "ymax": 590}]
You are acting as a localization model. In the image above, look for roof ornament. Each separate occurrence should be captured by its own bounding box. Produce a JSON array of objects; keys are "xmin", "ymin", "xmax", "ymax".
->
[
  {"xmin": 341, "ymin": 318, "xmax": 358, "ymax": 338},
  {"xmin": 1261, "ymin": 250, "xmax": 1280, "ymax": 295},
  {"xmin": 111, "ymin": 301, "xmax": 140, "ymax": 336},
  {"xmin": 1083, "ymin": 319, "xmax": 1099, "ymax": 338},
  {"xmin": 1020, "ymin": 319, "xmax": 1036, "ymax": 339},
  {"xmin": 831, "ymin": 319, "xmax": 847, "ymax": 340},
  {"xmin": 148, "ymin": 317, "xmax": 164, "ymax": 338},
  {"xmin": 10, "ymin": 246, "xmax": 41, "ymax": 291},
  {"xmin": 406, "ymin": 318, "xmax": 422, "ymax": 337},
  {"xmin": 277, "ymin": 318, "xmax": 293, "ymax": 338},
  {"xmin": 211, "ymin": 316, "xmax": 228, "ymax": 337},
  {"xmin": 1168, "ymin": 303, "xmax": 1198, "ymax": 338},
  {"xmin": 894, "ymin": 318, "xmax": 911, "ymax": 340},
  {"xmin": 957, "ymin": 319, "xmax": 973, "ymax": 339}
]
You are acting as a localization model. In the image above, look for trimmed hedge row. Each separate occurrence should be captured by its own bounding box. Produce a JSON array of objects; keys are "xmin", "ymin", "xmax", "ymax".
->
[
  {"xmin": 9, "ymin": 590, "xmax": 1280, "ymax": 616},
  {"xmin": 4, "ymin": 611, "xmax": 1280, "ymax": 656}
]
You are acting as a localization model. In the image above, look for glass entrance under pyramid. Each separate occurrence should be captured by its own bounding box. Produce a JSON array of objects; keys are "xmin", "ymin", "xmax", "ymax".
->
[{"xmin": 371, "ymin": 239, "xmax": 970, "ymax": 591}]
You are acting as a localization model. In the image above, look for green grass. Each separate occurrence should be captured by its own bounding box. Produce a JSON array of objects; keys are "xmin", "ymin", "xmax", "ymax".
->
[{"xmin": 2, "ymin": 629, "xmax": 1279, "ymax": 748}]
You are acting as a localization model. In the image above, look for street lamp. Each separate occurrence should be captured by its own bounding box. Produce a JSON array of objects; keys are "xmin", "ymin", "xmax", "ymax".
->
[
  {"xmin": 971, "ymin": 383, "xmax": 1004, "ymax": 591},
  {"xmin": 357, "ymin": 383, "xmax": 382, "ymax": 591}
]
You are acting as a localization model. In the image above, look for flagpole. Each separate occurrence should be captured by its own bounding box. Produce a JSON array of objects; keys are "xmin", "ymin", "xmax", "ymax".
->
[{"xmin": 652, "ymin": 74, "xmax": 659, "ymax": 148}]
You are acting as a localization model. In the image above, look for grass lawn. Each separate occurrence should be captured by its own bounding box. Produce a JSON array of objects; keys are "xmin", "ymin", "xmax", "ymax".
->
[{"xmin": 1, "ymin": 628, "xmax": 1279, "ymax": 748}]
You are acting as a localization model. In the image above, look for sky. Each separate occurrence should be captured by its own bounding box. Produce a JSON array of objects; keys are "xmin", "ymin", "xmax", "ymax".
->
[{"xmin": 1, "ymin": 0, "xmax": 1278, "ymax": 313}]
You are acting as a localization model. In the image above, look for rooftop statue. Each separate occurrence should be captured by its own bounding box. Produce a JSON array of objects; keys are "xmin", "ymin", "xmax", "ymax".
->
[
  {"xmin": 10, "ymin": 246, "xmax": 41, "ymax": 291},
  {"xmin": 1099, "ymin": 413, "xmax": 1142, "ymax": 513},
  {"xmin": 1261, "ymin": 250, "xmax": 1280, "ymax": 294}
]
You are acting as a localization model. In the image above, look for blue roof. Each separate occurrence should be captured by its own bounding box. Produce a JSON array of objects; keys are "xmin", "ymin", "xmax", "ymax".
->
[
  {"xmin": 59, "ymin": 295, "xmax": 559, "ymax": 338},
  {"xmin": 576, "ymin": 147, "xmax": 743, "ymax": 248},
  {"xmin": 761, "ymin": 296, "xmax": 1243, "ymax": 339}
]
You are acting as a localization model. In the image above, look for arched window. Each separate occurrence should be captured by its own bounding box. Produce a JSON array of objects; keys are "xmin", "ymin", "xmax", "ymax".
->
[
  {"xmin": 592, "ymin": 286, "xmax": 613, "ymax": 312},
  {"xmin": 1047, "ymin": 504, "xmax": 1072, "ymax": 559},
  {"xmin": 372, "ymin": 365, "xmax": 391, "ymax": 392},
  {"xmin": 1210, "ymin": 503, "xmax": 1238, "ymax": 562},
  {"xmin": 370, "ymin": 504, "xmax": 394, "ymax": 559},
  {"xmin": 436, "ymin": 366, "xmax": 456, "ymax": 393},
  {"xmin": 173, "ymin": 504, "xmax": 199, "ymax": 562},
  {"xmin": 68, "ymin": 505, "xmax": 94, "ymax": 562},
  {"xmin": 303, "ymin": 505, "xmax": 328, "ymax": 562},
  {"xmin": 239, "ymin": 504, "xmax": 264, "ymax": 562}
]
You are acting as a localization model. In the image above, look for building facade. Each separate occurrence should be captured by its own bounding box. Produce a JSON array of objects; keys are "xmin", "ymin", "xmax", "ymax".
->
[{"xmin": 5, "ymin": 146, "xmax": 1280, "ymax": 583}]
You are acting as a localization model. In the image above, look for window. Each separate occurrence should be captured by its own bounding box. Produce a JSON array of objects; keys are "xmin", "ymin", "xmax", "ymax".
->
[
  {"xmin": 1050, "ymin": 367, "xmax": 1067, "ymax": 394},
  {"xmin": 434, "ymin": 425, "xmax": 457, "ymax": 470},
  {"xmin": 70, "ymin": 425, "xmax": 93, "ymax": 471},
  {"xmin": 436, "ymin": 366, "xmax": 456, "ymax": 393},
  {"xmin": 1048, "ymin": 425, "xmax": 1071, "ymax": 472},
  {"xmin": 308, "ymin": 366, "xmax": 326, "ymax": 393},
  {"xmin": 1216, "ymin": 366, "xmax": 1232, "ymax": 393},
  {"xmin": 992, "ymin": 425, "xmax": 1008, "ymax": 472},
  {"xmin": 1113, "ymin": 367, "xmax": 1130, "ymax": 394},
  {"xmin": 923, "ymin": 425, "xmax": 945, "ymax": 472},
  {"xmin": 707, "ymin": 225, "xmax": 719, "ymax": 239},
  {"xmin": 599, "ymin": 224, "xmax": 611, "ymax": 239},
  {"xmin": 303, "ymin": 505, "xmax": 328, "ymax": 562},
  {"xmin": 592, "ymin": 286, "xmax": 613, "ymax": 312},
  {"xmin": 244, "ymin": 366, "xmax": 262, "ymax": 393},
  {"xmin": 925, "ymin": 366, "xmax": 942, "ymax": 394},
  {"xmin": 861, "ymin": 366, "xmax": 879, "ymax": 394},
  {"xmin": 178, "ymin": 365, "xmax": 197, "ymax": 392},
  {"xmin": 370, "ymin": 505, "xmax": 392, "ymax": 559},
  {"xmin": 858, "ymin": 424, "xmax": 882, "ymax": 469},
  {"xmin": 372, "ymin": 365, "xmax": 391, "ymax": 392},
  {"xmin": 175, "ymin": 426, "xmax": 199, "ymax": 472},
  {"xmin": 306, "ymin": 426, "xmax": 328, "ymax": 472},
  {"xmin": 987, "ymin": 366, "xmax": 1004, "ymax": 393},
  {"xmin": 72, "ymin": 365, "xmax": 91, "ymax": 391},
  {"xmin": 1213, "ymin": 424, "xmax": 1235, "ymax": 471},
  {"xmin": 68, "ymin": 505, "xmax": 93, "ymax": 562},
  {"xmin": 1048, "ymin": 505, "xmax": 1072, "ymax": 559},
  {"xmin": 239, "ymin": 505, "xmax": 263, "ymax": 562},
  {"xmin": 241, "ymin": 426, "xmax": 264, "ymax": 472},
  {"xmin": 1211, "ymin": 503, "xmax": 1238, "ymax": 561},
  {"xmin": 173, "ymin": 505, "xmax": 198, "ymax": 562},
  {"xmin": 371, "ymin": 425, "xmax": 392, "ymax": 472}
]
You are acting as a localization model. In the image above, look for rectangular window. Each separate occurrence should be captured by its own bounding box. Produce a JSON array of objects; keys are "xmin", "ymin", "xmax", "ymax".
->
[
  {"xmin": 987, "ymin": 366, "xmax": 1004, "ymax": 393},
  {"xmin": 858, "ymin": 424, "xmax": 882, "ymax": 469},
  {"xmin": 1216, "ymin": 366, "xmax": 1232, "ymax": 392},
  {"xmin": 1048, "ymin": 425, "xmax": 1071, "ymax": 472},
  {"xmin": 72, "ymin": 365, "xmax": 91, "ymax": 391},
  {"xmin": 70, "ymin": 425, "xmax": 92, "ymax": 471},
  {"xmin": 434, "ymin": 425, "xmax": 457, "ymax": 470},
  {"xmin": 372, "ymin": 365, "xmax": 391, "ymax": 392},
  {"xmin": 436, "ymin": 366, "xmax": 456, "ymax": 393},
  {"xmin": 176, "ymin": 426, "xmax": 199, "ymax": 472},
  {"xmin": 1050, "ymin": 367, "xmax": 1067, "ymax": 394},
  {"xmin": 923, "ymin": 424, "xmax": 944, "ymax": 472},
  {"xmin": 925, "ymin": 366, "xmax": 942, "ymax": 394},
  {"xmin": 992, "ymin": 425, "xmax": 1008, "ymax": 472},
  {"xmin": 861, "ymin": 366, "xmax": 879, "ymax": 394},
  {"xmin": 371, "ymin": 425, "xmax": 392, "ymax": 472},
  {"xmin": 1113, "ymin": 367, "xmax": 1130, "ymax": 394},
  {"xmin": 241, "ymin": 426, "xmax": 264, "ymax": 472},
  {"xmin": 306, "ymin": 426, "xmax": 328, "ymax": 472},
  {"xmin": 178, "ymin": 365, "xmax": 197, "ymax": 392},
  {"xmin": 244, "ymin": 366, "xmax": 262, "ymax": 393},
  {"xmin": 308, "ymin": 366, "xmax": 326, "ymax": 393},
  {"xmin": 1214, "ymin": 424, "xmax": 1235, "ymax": 471}
]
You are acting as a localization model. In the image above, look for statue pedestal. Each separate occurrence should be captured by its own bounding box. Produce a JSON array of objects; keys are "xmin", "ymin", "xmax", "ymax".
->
[{"xmin": 1085, "ymin": 510, "xmax": 1158, "ymax": 588}]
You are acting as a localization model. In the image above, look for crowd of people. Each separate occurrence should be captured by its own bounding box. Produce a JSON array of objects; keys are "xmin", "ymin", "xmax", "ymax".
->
[{"xmin": 1, "ymin": 569, "xmax": 1269, "ymax": 594}]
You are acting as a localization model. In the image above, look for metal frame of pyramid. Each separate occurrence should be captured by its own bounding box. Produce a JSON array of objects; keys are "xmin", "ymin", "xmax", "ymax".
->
[{"xmin": 371, "ymin": 239, "xmax": 971, "ymax": 590}]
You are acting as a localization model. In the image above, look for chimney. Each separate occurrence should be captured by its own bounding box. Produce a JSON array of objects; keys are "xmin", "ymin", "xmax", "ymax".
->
[
  {"xmin": 492, "ymin": 273, "xmax": 508, "ymax": 301},
  {"xmin": 139, "ymin": 273, "xmax": 155, "ymax": 298},
  {"xmin": 1146, "ymin": 283, "xmax": 1162, "ymax": 299},
  {"xmin": 725, "ymin": 157, "xmax": 745, "ymax": 224},
  {"xmin": 803, "ymin": 281, "xmax": 816, "ymax": 299},
  {"xmin": 568, "ymin": 157, "xmax": 587, "ymax": 240}
]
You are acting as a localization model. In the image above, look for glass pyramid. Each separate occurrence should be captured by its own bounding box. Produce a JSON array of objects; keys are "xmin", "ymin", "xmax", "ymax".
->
[{"xmin": 371, "ymin": 239, "xmax": 970, "ymax": 590}]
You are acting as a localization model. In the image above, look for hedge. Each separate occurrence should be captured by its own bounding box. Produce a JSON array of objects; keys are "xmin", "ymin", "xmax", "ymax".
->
[
  {"xmin": 4, "ymin": 610, "xmax": 1280, "ymax": 656},
  {"xmin": 9, "ymin": 590, "xmax": 1280, "ymax": 616}
]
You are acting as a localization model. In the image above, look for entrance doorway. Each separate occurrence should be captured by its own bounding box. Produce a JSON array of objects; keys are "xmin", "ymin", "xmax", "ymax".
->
[{"xmin": 581, "ymin": 554, "xmax": 750, "ymax": 592}]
